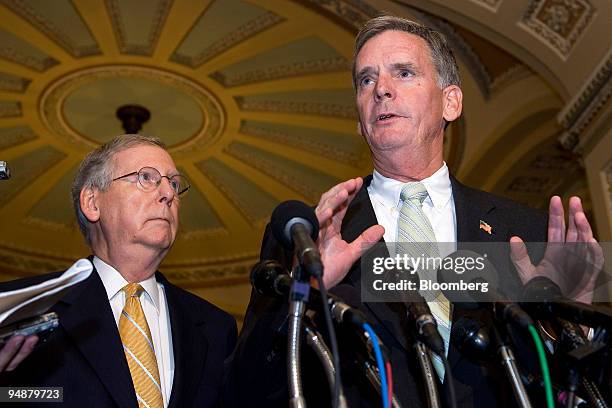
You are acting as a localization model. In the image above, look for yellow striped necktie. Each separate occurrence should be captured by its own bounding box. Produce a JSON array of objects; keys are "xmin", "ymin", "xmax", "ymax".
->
[
  {"xmin": 119, "ymin": 283, "xmax": 163, "ymax": 408},
  {"xmin": 397, "ymin": 182, "xmax": 452, "ymax": 382}
]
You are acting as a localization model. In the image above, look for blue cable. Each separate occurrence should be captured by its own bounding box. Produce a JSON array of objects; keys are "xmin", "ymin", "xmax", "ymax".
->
[{"xmin": 363, "ymin": 322, "xmax": 388, "ymax": 408}]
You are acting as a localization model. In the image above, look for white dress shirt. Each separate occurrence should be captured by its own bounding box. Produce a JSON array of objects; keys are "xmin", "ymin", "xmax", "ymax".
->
[
  {"xmin": 94, "ymin": 257, "xmax": 174, "ymax": 407},
  {"xmin": 367, "ymin": 162, "xmax": 457, "ymax": 256}
]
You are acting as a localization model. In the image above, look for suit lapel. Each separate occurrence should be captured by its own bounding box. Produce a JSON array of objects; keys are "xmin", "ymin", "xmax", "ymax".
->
[
  {"xmin": 160, "ymin": 274, "xmax": 208, "ymax": 408},
  {"xmin": 341, "ymin": 176, "xmax": 413, "ymax": 351},
  {"xmin": 448, "ymin": 178, "xmax": 508, "ymax": 373},
  {"xmin": 451, "ymin": 176, "xmax": 506, "ymax": 243},
  {"xmin": 56, "ymin": 267, "xmax": 137, "ymax": 408}
]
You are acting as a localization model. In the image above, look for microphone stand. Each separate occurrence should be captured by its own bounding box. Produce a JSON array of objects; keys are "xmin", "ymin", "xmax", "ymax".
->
[
  {"xmin": 491, "ymin": 325, "xmax": 533, "ymax": 408},
  {"xmin": 397, "ymin": 269, "xmax": 443, "ymax": 408},
  {"xmin": 362, "ymin": 359, "xmax": 403, "ymax": 408},
  {"xmin": 303, "ymin": 321, "xmax": 348, "ymax": 408},
  {"xmin": 288, "ymin": 265, "xmax": 310, "ymax": 408},
  {"xmin": 414, "ymin": 341, "xmax": 442, "ymax": 408},
  {"xmin": 560, "ymin": 336, "xmax": 607, "ymax": 408}
]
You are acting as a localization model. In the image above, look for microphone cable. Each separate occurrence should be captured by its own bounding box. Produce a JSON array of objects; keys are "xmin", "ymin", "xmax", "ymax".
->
[
  {"xmin": 363, "ymin": 322, "xmax": 390, "ymax": 408},
  {"xmin": 527, "ymin": 324, "xmax": 554, "ymax": 408},
  {"xmin": 385, "ymin": 361, "xmax": 393, "ymax": 408},
  {"xmin": 315, "ymin": 274, "xmax": 343, "ymax": 408},
  {"xmin": 440, "ymin": 354, "xmax": 458, "ymax": 408}
]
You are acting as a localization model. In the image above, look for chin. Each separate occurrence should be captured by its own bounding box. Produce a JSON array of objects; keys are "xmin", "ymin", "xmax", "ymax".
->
[
  {"xmin": 141, "ymin": 232, "xmax": 175, "ymax": 251},
  {"xmin": 369, "ymin": 134, "xmax": 407, "ymax": 151}
]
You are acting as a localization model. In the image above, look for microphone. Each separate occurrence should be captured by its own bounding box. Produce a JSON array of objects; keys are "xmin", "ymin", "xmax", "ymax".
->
[
  {"xmin": 521, "ymin": 277, "xmax": 612, "ymax": 328},
  {"xmin": 270, "ymin": 200, "xmax": 322, "ymax": 278},
  {"xmin": 251, "ymin": 260, "xmax": 367, "ymax": 327},
  {"xmin": 387, "ymin": 264, "xmax": 446, "ymax": 356},
  {"xmin": 472, "ymin": 277, "xmax": 534, "ymax": 329},
  {"xmin": 0, "ymin": 161, "xmax": 9, "ymax": 180},
  {"xmin": 437, "ymin": 250, "xmax": 534, "ymax": 329},
  {"xmin": 250, "ymin": 260, "xmax": 288, "ymax": 298},
  {"xmin": 251, "ymin": 260, "xmax": 388, "ymax": 362},
  {"xmin": 328, "ymin": 284, "xmax": 369, "ymax": 328},
  {"xmin": 405, "ymin": 296, "xmax": 446, "ymax": 355},
  {"xmin": 451, "ymin": 316, "xmax": 491, "ymax": 359}
]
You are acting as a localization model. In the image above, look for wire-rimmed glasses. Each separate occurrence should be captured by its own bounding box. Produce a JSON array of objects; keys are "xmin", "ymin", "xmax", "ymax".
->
[{"xmin": 112, "ymin": 167, "xmax": 190, "ymax": 197}]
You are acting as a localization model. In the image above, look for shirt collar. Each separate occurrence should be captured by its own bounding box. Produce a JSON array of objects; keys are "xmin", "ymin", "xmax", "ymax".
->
[
  {"xmin": 93, "ymin": 256, "xmax": 160, "ymax": 313},
  {"xmin": 370, "ymin": 162, "xmax": 452, "ymax": 210}
]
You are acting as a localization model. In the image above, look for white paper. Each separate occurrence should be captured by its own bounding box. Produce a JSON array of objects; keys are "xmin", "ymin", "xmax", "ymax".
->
[{"xmin": 0, "ymin": 259, "xmax": 93, "ymax": 326}]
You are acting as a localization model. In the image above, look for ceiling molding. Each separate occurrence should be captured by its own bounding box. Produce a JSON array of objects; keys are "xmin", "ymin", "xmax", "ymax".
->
[
  {"xmin": 519, "ymin": 0, "xmax": 595, "ymax": 59},
  {"xmin": 2, "ymin": 0, "xmax": 101, "ymax": 58},
  {"xmin": 0, "ymin": 71, "xmax": 30, "ymax": 92},
  {"xmin": 104, "ymin": 0, "xmax": 172, "ymax": 56},
  {"xmin": 170, "ymin": 0, "xmax": 284, "ymax": 68},
  {"xmin": 558, "ymin": 50, "xmax": 612, "ymax": 151}
]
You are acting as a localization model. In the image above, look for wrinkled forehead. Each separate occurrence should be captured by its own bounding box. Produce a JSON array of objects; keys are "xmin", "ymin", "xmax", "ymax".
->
[
  {"xmin": 353, "ymin": 30, "xmax": 435, "ymax": 85},
  {"xmin": 112, "ymin": 144, "xmax": 176, "ymax": 175},
  {"xmin": 358, "ymin": 31, "xmax": 431, "ymax": 63}
]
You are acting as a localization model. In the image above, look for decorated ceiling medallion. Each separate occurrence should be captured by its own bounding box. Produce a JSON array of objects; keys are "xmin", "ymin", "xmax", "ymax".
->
[
  {"xmin": 521, "ymin": 0, "xmax": 594, "ymax": 58},
  {"xmin": 39, "ymin": 65, "xmax": 225, "ymax": 152}
]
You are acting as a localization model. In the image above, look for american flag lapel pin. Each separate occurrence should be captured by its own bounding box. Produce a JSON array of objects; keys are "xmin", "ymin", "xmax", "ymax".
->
[{"xmin": 479, "ymin": 220, "xmax": 492, "ymax": 235}]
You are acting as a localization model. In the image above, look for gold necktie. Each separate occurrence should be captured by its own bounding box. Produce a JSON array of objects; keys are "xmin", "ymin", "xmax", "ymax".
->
[{"xmin": 119, "ymin": 283, "xmax": 163, "ymax": 408}]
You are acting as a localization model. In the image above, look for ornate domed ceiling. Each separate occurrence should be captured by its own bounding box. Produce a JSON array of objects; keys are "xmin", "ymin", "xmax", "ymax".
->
[{"xmin": 0, "ymin": 0, "xmax": 610, "ymax": 321}]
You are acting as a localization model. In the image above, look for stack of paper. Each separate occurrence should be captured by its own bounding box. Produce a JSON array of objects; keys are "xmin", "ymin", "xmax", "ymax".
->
[{"xmin": 0, "ymin": 259, "xmax": 93, "ymax": 327}]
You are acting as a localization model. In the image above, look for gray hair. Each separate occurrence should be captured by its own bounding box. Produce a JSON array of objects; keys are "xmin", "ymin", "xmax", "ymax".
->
[
  {"xmin": 71, "ymin": 134, "xmax": 166, "ymax": 245},
  {"xmin": 352, "ymin": 15, "xmax": 461, "ymax": 90}
]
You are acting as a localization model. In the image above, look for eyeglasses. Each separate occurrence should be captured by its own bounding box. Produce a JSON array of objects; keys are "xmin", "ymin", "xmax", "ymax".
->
[{"xmin": 112, "ymin": 167, "xmax": 191, "ymax": 197}]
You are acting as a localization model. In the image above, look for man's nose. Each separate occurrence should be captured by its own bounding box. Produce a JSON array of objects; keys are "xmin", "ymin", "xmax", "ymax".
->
[
  {"xmin": 374, "ymin": 76, "xmax": 394, "ymax": 101},
  {"xmin": 157, "ymin": 177, "xmax": 176, "ymax": 205}
]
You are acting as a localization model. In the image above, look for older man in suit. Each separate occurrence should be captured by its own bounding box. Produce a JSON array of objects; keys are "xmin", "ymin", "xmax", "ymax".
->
[
  {"xmin": 0, "ymin": 134, "xmax": 236, "ymax": 408},
  {"xmin": 230, "ymin": 16, "xmax": 602, "ymax": 407}
]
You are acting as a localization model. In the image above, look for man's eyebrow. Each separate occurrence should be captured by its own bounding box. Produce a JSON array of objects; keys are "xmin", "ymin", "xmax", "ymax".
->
[
  {"xmin": 390, "ymin": 62, "xmax": 419, "ymax": 73},
  {"xmin": 356, "ymin": 66, "xmax": 377, "ymax": 80}
]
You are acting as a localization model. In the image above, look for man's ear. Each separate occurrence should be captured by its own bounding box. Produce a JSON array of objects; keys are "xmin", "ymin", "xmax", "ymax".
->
[
  {"xmin": 80, "ymin": 187, "xmax": 100, "ymax": 222},
  {"xmin": 442, "ymin": 85, "xmax": 463, "ymax": 123}
]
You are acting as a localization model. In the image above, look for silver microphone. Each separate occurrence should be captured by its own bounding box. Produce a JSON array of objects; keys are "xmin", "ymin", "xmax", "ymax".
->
[{"xmin": 0, "ymin": 161, "xmax": 10, "ymax": 180}]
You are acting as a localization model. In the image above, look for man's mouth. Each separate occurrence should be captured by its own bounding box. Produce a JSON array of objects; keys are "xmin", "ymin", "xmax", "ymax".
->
[
  {"xmin": 149, "ymin": 217, "xmax": 171, "ymax": 224},
  {"xmin": 376, "ymin": 113, "xmax": 397, "ymax": 122}
]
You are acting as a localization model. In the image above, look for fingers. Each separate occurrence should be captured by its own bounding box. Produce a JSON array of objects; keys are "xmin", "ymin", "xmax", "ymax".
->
[
  {"xmin": 6, "ymin": 335, "xmax": 38, "ymax": 371},
  {"xmin": 566, "ymin": 196, "xmax": 581, "ymax": 242},
  {"xmin": 573, "ymin": 203, "xmax": 594, "ymax": 243},
  {"xmin": 315, "ymin": 177, "xmax": 362, "ymax": 225},
  {"xmin": 345, "ymin": 177, "xmax": 363, "ymax": 202},
  {"xmin": 348, "ymin": 225, "xmax": 385, "ymax": 260},
  {"xmin": 320, "ymin": 224, "xmax": 384, "ymax": 289},
  {"xmin": 575, "ymin": 209, "xmax": 604, "ymax": 279},
  {"xmin": 0, "ymin": 335, "xmax": 25, "ymax": 371},
  {"xmin": 509, "ymin": 236, "xmax": 535, "ymax": 284},
  {"xmin": 547, "ymin": 195, "xmax": 566, "ymax": 243},
  {"xmin": 317, "ymin": 178, "xmax": 361, "ymax": 208}
]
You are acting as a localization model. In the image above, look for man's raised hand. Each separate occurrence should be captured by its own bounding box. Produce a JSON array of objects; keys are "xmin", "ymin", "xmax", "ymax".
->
[
  {"xmin": 315, "ymin": 177, "xmax": 385, "ymax": 288},
  {"xmin": 510, "ymin": 196, "xmax": 603, "ymax": 304}
]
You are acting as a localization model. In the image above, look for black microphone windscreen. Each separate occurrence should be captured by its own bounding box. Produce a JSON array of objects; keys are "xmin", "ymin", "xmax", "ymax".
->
[
  {"xmin": 270, "ymin": 200, "xmax": 319, "ymax": 250},
  {"xmin": 250, "ymin": 260, "xmax": 286, "ymax": 297},
  {"xmin": 451, "ymin": 316, "xmax": 490, "ymax": 356},
  {"xmin": 522, "ymin": 276, "xmax": 563, "ymax": 302}
]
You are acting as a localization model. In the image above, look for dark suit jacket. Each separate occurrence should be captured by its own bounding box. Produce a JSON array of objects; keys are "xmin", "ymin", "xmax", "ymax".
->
[
  {"xmin": 228, "ymin": 175, "xmax": 548, "ymax": 407},
  {"xmin": 0, "ymin": 262, "xmax": 237, "ymax": 408}
]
